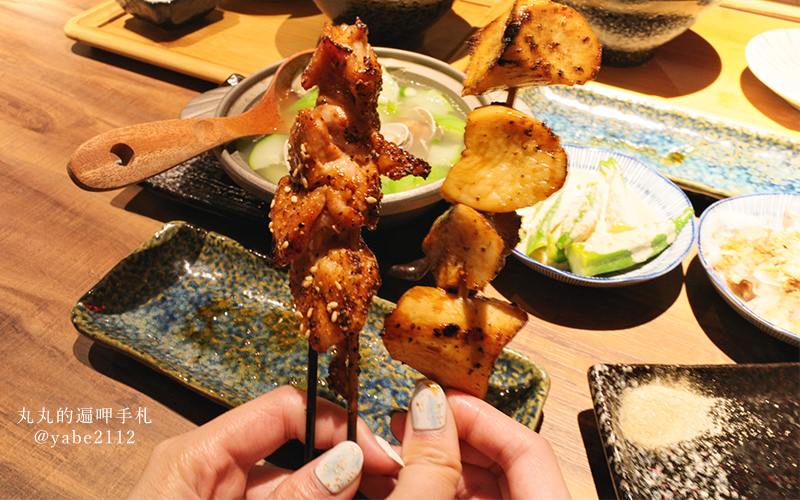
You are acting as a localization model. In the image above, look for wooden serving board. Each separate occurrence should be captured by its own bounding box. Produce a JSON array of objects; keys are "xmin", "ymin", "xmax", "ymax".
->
[
  {"xmin": 586, "ymin": 5, "xmax": 800, "ymax": 138},
  {"xmin": 65, "ymin": 0, "xmax": 799, "ymax": 140},
  {"xmin": 64, "ymin": 0, "xmax": 501, "ymax": 83}
]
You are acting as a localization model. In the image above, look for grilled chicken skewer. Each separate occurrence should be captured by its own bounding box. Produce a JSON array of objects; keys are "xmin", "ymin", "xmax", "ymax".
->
[{"xmin": 269, "ymin": 20, "xmax": 430, "ymax": 451}]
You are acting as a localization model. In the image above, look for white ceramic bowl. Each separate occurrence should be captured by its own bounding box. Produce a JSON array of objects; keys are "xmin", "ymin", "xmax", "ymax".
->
[
  {"xmin": 513, "ymin": 145, "xmax": 696, "ymax": 287},
  {"xmin": 211, "ymin": 48, "xmax": 490, "ymax": 225},
  {"xmin": 697, "ymin": 193, "xmax": 800, "ymax": 346},
  {"xmin": 745, "ymin": 29, "xmax": 800, "ymax": 110}
]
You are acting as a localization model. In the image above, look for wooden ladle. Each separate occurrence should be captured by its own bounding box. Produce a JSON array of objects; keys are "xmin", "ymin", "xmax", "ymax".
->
[{"xmin": 68, "ymin": 49, "xmax": 315, "ymax": 191}]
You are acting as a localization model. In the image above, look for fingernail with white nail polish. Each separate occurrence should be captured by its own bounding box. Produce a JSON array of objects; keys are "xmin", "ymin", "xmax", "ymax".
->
[
  {"xmin": 375, "ymin": 435, "xmax": 405, "ymax": 467},
  {"xmin": 411, "ymin": 379, "xmax": 446, "ymax": 431},
  {"xmin": 315, "ymin": 441, "xmax": 363, "ymax": 494}
]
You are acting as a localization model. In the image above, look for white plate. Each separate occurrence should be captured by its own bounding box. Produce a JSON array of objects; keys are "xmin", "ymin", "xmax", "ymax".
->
[
  {"xmin": 745, "ymin": 29, "xmax": 800, "ymax": 110},
  {"xmin": 697, "ymin": 193, "xmax": 800, "ymax": 346},
  {"xmin": 512, "ymin": 145, "xmax": 696, "ymax": 287}
]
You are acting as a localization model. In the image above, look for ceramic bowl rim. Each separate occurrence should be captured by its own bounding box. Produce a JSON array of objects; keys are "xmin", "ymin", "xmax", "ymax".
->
[
  {"xmin": 512, "ymin": 144, "xmax": 696, "ymax": 287},
  {"xmin": 696, "ymin": 192, "xmax": 800, "ymax": 345},
  {"xmin": 213, "ymin": 48, "xmax": 491, "ymax": 218},
  {"xmin": 745, "ymin": 28, "xmax": 800, "ymax": 110}
]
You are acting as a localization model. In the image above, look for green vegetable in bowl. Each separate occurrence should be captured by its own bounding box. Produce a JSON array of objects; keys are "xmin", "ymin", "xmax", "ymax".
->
[
  {"xmin": 246, "ymin": 134, "xmax": 289, "ymax": 183},
  {"xmin": 566, "ymin": 207, "xmax": 694, "ymax": 277},
  {"xmin": 288, "ymin": 88, "xmax": 318, "ymax": 114},
  {"xmin": 517, "ymin": 157, "xmax": 694, "ymax": 276},
  {"xmin": 241, "ymin": 65, "xmax": 467, "ymax": 195},
  {"xmin": 545, "ymin": 180, "xmax": 601, "ymax": 263}
]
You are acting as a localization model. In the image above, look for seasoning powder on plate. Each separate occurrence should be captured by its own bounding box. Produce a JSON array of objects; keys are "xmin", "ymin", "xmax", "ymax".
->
[{"xmin": 618, "ymin": 379, "xmax": 722, "ymax": 449}]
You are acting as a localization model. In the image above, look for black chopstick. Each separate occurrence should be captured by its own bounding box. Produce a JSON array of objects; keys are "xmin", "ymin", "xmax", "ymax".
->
[
  {"xmin": 305, "ymin": 347, "xmax": 318, "ymax": 463},
  {"xmin": 346, "ymin": 334, "xmax": 359, "ymax": 443}
]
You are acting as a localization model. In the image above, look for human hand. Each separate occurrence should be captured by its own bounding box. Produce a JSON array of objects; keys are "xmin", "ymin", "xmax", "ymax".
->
[
  {"xmin": 128, "ymin": 381, "xmax": 569, "ymax": 500},
  {"xmin": 127, "ymin": 385, "xmax": 403, "ymax": 499},
  {"xmin": 386, "ymin": 380, "xmax": 571, "ymax": 500}
]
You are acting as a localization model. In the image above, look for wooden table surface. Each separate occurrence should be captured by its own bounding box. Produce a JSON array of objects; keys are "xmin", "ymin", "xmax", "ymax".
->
[{"xmin": 2, "ymin": 0, "xmax": 798, "ymax": 498}]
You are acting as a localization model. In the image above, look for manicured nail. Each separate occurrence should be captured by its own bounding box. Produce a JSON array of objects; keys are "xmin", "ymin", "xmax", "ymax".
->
[
  {"xmin": 389, "ymin": 407, "xmax": 407, "ymax": 418},
  {"xmin": 410, "ymin": 379, "xmax": 447, "ymax": 431},
  {"xmin": 375, "ymin": 435, "xmax": 405, "ymax": 467},
  {"xmin": 314, "ymin": 441, "xmax": 363, "ymax": 494}
]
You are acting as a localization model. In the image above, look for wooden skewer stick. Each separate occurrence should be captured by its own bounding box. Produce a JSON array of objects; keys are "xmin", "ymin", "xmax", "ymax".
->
[
  {"xmin": 505, "ymin": 87, "xmax": 519, "ymax": 108},
  {"xmin": 305, "ymin": 347, "xmax": 318, "ymax": 463}
]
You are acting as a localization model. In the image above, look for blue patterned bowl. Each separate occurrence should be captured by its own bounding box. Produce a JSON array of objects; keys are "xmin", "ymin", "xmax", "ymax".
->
[{"xmin": 513, "ymin": 145, "xmax": 696, "ymax": 287}]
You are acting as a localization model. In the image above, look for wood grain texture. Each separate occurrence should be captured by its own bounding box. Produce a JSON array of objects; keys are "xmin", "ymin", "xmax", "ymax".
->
[
  {"xmin": 64, "ymin": 0, "xmax": 497, "ymax": 82},
  {"xmin": 2, "ymin": 0, "xmax": 798, "ymax": 499},
  {"xmin": 590, "ymin": 5, "xmax": 800, "ymax": 138}
]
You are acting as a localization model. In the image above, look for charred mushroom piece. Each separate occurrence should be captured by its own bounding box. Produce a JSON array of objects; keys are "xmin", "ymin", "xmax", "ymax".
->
[
  {"xmin": 382, "ymin": 286, "xmax": 528, "ymax": 398},
  {"xmin": 462, "ymin": 0, "xmax": 602, "ymax": 96},
  {"xmin": 423, "ymin": 204, "xmax": 520, "ymax": 291},
  {"xmin": 441, "ymin": 105, "xmax": 568, "ymax": 213}
]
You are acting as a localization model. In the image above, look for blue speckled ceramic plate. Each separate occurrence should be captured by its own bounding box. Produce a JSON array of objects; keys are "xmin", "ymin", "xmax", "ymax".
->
[
  {"xmin": 697, "ymin": 193, "xmax": 800, "ymax": 346},
  {"xmin": 71, "ymin": 221, "xmax": 550, "ymax": 439},
  {"xmin": 520, "ymin": 85, "xmax": 800, "ymax": 198},
  {"xmin": 589, "ymin": 363, "xmax": 800, "ymax": 500},
  {"xmin": 513, "ymin": 145, "xmax": 696, "ymax": 287}
]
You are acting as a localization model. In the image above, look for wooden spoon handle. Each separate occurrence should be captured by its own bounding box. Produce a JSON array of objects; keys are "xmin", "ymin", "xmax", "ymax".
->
[
  {"xmin": 67, "ymin": 116, "xmax": 245, "ymax": 191},
  {"xmin": 67, "ymin": 49, "xmax": 313, "ymax": 191}
]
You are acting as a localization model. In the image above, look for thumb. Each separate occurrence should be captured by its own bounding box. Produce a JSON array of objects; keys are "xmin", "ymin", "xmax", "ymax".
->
[
  {"xmin": 389, "ymin": 380, "xmax": 462, "ymax": 499},
  {"xmin": 266, "ymin": 441, "xmax": 364, "ymax": 499}
]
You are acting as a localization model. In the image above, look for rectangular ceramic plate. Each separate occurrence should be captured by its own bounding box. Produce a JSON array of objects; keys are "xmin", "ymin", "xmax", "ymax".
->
[
  {"xmin": 71, "ymin": 221, "xmax": 550, "ymax": 439},
  {"xmin": 520, "ymin": 86, "xmax": 800, "ymax": 199},
  {"xmin": 588, "ymin": 363, "xmax": 800, "ymax": 500}
]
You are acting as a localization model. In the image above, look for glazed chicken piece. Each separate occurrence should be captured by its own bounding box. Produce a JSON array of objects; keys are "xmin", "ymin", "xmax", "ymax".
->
[
  {"xmin": 269, "ymin": 20, "xmax": 430, "ymax": 394},
  {"xmin": 286, "ymin": 223, "xmax": 381, "ymax": 353},
  {"xmin": 273, "ymin": 23, "xmax": 429, "ymax": 247}
]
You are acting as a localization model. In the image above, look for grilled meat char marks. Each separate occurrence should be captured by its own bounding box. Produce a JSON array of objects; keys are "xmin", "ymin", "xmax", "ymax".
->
[{"xmin": 269, "ymin": 20, "xmax": 431, "ymax": 394}]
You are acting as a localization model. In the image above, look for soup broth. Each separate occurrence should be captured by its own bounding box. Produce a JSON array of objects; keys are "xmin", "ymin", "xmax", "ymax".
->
[{"xmin": 237, "ymin": 65, "xmax": 469, "ymax": 194}]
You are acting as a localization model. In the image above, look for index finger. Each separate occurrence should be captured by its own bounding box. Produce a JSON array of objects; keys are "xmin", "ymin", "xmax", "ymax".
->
[
  {"xmin": 193, "ymin": 386, "xmax": 400, "ymax": 475},
  {"xmin": 447, "ymin": 391, "xmax": 571, "ymax": 500}
]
